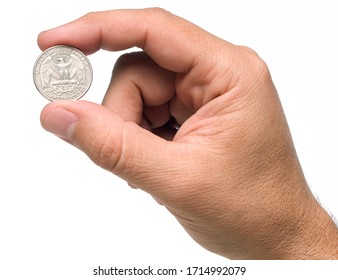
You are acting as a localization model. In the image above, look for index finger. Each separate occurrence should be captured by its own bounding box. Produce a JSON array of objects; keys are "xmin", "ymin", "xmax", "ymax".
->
[{"xmin": 37, "ymin": 8, "xmax": 230, "ymax": 73}]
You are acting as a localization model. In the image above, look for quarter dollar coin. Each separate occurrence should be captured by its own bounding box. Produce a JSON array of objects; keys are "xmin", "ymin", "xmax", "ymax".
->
[{"xmin": 33, "ymin": 45, "xmax": 93, "ymax": 101}]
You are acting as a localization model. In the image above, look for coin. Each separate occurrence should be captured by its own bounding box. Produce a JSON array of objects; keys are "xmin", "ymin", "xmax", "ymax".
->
[{"xmin": 33, "ymin": 45, "xmax": 93, "ymax": 101}]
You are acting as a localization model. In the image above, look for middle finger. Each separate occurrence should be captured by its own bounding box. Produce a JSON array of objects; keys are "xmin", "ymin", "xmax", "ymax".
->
[{"xmin": 102, "ymin": 51, "xmax": 175, "ymax": 127}]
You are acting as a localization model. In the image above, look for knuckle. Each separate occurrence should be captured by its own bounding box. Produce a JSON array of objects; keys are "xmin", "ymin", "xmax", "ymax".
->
[
  {"xmin": 83, "ymin": 11, "xmax": 102, "ymax": 21},
  {"xmin": 114, "ymin": 52, "xmax": 138, "ymax": 69},
  {"xmin": 240, "ymin": 45, "xmax": 270, "ymax": 78},
  {"xmin": 113, "ymin": 53, "xmax": 132, "ymax": 71},
  {"xmin": 143, "ymin": 7, "xmax": 172, "ymax": 17},
  {"xmin": 113, "ymin": 52, "xmax": 146, "ymax": 75},
  {"xmin": 88, "ymin": 129, "xmax": 124, "ymax": 174}
]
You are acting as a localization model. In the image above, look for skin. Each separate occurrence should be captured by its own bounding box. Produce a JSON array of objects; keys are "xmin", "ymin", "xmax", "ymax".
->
[{"xmin": 38, "ymin": 8, "xmax": 338, "ymax": 259}]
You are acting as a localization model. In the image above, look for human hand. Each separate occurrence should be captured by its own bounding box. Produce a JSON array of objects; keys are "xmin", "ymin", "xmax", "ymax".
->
[{"xmin": 38, "ymin": 8, "xmax": 338, "ymax": 259}]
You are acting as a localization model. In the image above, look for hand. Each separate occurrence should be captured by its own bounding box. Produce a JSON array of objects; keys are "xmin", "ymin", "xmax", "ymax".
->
[{"xmin": 38, "ymin": 8, "xmax": 338, "ymax": 259}]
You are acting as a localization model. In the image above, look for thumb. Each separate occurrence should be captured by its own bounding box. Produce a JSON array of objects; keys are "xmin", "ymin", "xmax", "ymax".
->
[{"xmin": 40, "ymin": 100, "xmax": 179, "ymax": 194}]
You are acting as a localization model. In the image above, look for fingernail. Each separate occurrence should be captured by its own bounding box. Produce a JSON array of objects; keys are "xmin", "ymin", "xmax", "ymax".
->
[{"xmin": 42, "ymin": 107, "xmax": 78, "ymax": 140}]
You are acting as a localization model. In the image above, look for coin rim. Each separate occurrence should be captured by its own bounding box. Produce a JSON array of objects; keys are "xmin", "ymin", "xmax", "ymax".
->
[{"xmin": 33, "ymin": 45, "xmax": 93, "ymax": 102}]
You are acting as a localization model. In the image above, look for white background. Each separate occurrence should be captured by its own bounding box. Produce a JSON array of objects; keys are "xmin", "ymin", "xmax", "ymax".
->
[{"xmin": 0, "ymin": 0, "xmax": 337, "ymax": 279}]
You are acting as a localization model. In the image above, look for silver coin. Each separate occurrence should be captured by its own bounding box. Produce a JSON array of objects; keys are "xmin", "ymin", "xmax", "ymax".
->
[{"xmin": 33, "ymin": 45, "xmax": 92, "ymax": 101}]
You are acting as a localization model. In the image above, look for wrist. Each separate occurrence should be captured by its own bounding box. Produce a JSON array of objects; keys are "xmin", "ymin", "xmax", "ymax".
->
[{"xmin": 271, "ymin": 196, "xmax": 338, "ymax": 259}]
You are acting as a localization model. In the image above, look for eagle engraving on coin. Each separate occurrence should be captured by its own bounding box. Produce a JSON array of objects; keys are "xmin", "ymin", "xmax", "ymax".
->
[{"xmin": 33, "ymin": 45, "xmax": 92, "ymax": 101}]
